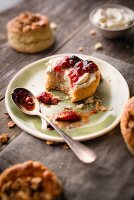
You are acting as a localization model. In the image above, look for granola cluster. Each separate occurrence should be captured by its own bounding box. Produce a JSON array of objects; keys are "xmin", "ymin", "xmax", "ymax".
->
[{"xmin": 7, "ymin": 12, "xmax": 48, "ymax": 33}]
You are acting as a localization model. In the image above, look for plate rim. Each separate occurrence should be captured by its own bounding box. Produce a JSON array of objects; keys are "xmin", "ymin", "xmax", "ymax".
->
[{"xmin": 5, "ymin": 53, "xmax": 130, "ymax": 142}]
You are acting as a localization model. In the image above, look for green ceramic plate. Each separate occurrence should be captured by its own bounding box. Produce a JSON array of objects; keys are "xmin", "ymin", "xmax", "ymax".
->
[{"xmin": 5, "ymin": 54, "xmax": 130, "ymax": 142}]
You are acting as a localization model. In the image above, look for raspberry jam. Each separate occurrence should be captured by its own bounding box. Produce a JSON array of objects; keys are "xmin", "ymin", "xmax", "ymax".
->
[
  {"xmin": 12, "ymin": 88, "xmax": 35, "ymax": 111},
  {"xmin": 53, "ymin": 56, "xmax": 81, "ymax": 72},
  {"xmin": 68, "ymin": 60, "xmax": 98, "ymax": 86},
  {"xmin": 37, "ymin": 92, "xmax": 59, "ymax": 105},
  {"xmin": 55, "ymin": 109, "xmax": 81, "ymax": 122}
]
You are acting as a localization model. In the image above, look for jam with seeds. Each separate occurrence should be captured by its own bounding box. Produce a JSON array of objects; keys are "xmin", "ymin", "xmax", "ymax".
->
[
  {"xmin": 55, "ymin": 109, "xmax": 81, "ymax": 122},
  {"xmin": 37, "ymin": 92, "xmax": 59, "ymax": 105},
  {"xmin": 12, "ymin": 88, "xmax": 35, "ymax": 111}
]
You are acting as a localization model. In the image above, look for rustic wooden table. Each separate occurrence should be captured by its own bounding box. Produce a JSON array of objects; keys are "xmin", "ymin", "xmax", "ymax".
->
[{"xmin": 0, "ymin": 0, "xmax": 134, "ymax": 151}]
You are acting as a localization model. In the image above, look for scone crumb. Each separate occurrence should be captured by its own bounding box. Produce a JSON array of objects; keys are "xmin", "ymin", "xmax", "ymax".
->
[
  {"xmin": 65, "ymin": 96, "xmax": 70, "ymax": 100},
  {"xmin": 50, "ymin": 22, "xmax": 57, "ymax": 30},
  {"xmin": 76, "ymin": 104, "xmax": 84, "ymax": 109},
  {"xmin": 85, "ymin": 96, "xmax": 95, "ymax": 104},
  {"xmin": 95, "ymin": 42, "xmax": 103, "ymax": 50},
  {"xmin": 8, "ymin": 120, "xmax": 16, "ymax": 128},
  {"xmin": 89, "ymin": 29, "xmax": 96, "ymax": 35},
  {"xmin": 65, "ymin": 105, "xmax": 72, "ymax": 109},
  {"xmin": 46, "ymin": 140, "xmax": 54, "ymax": 145},
  {"xmin": 100, "ymin": 105, "xmax": 107, "ymax": 111},
  {"xmin": 0, "ymin": 133, "xmax": 10, "ymax": 144},
  {"xmin": 78, "ymin": 46, "xmax": 84, "ymax": 52},
  {"xmin": 63, "ymin": 143, "xmax": 69, "ymax": 150}
]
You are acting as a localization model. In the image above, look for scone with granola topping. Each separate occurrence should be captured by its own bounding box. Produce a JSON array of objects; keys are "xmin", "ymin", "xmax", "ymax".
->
[
  {"xmin": 0, "ymin": 160, "xmax": 62, "ymax": 200},
  {"xmin": 7, "ymin": 12, "xmax": 54, "ymax": 53}
]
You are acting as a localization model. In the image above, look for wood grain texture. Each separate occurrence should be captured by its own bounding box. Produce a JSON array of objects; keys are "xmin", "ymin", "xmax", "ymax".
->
[{"xmin": 0, "ymin": 0, "xmax": 134, "ymax": 152}]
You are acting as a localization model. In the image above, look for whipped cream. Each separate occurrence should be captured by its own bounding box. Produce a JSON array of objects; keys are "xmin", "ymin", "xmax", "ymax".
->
[
  {"xmin": 74, "ymin": 73, "xmax": 96, "ymax": 91},
  {"xmin": 45, "ymin": 57, "xmax": 63, "ymax": 74},
  {"xmin": 92, "ymin": 7, "xmax": 133, "ymax": 30}
]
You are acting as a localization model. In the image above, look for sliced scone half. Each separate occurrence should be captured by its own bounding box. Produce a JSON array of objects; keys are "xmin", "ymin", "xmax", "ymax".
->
[{"xmin": 45, "ymin": 55, "xmax": 101, "ymax": 102}]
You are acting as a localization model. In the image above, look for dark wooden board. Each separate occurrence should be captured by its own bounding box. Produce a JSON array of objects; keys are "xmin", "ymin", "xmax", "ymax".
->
[{"xmin": 0, "ymin": 0, "xmax": 134, "ymax": 152}]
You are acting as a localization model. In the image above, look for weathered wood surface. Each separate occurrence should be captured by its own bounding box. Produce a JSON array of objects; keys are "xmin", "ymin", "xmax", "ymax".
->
[{"xmin": 0, "ymin": 0, "xmax": 134, "ymax": 152}]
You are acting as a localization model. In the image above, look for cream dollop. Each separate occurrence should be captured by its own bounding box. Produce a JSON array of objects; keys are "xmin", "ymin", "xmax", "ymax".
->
[
  {"xmin": 74, "ymin": 73, "xmax": 96, "ymax": 90},
  {"xmin": 92, "ymin": 7, "xmax": 133, "ymax": 30}
]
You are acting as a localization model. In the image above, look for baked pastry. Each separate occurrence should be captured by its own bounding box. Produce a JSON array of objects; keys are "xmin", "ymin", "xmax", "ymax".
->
[
  {"xmin": 45, "ymin": 55, "xmax": 101, "ymax": 102},
  {"xmin": 0, "ymin": 160, "xmax": 62, "ymax": 200},
  {"xmin": 7, "ymin": 12, "xmax": 54, "ymax": 53},
  {"xmin": 120, "ymin": 97, "xmax": 134, "ymax": 155}
]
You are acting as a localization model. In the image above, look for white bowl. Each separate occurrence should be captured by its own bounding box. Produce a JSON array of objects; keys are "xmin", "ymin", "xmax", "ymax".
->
[{"xmin": 89, "ymin": 4, "xmax": 134, "ymax": 39}]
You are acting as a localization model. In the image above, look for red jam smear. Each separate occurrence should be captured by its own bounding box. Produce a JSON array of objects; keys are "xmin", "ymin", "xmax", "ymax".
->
[
  {"xmin": 37, "ymin": 92, "xmax": 59, "ymax": 105},
  {"xmin": 12, "ymin": 88, "xmax": 35, "ymax": 111},
  {"xmin": 53, "ymin": 56, "xmax": 81, "ymax": 72},
  {"xmin": 55, "ymin": 109, "xmax": 81, "ymax": 122},
  {"xmin": 68, "ymin": 60, "xmax": 98, "ymax": 87}
]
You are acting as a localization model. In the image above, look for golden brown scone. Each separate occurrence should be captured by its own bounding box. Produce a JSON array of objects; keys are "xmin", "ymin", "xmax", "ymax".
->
[
  {"xmin": 45, "ymin": 57, "xmax": 101, "ymax": 103},
  {"xmin": 7, "ymin": 12, "xmax": 54, "ymax": 53},
  {"xmin": 71, "ymin": 71, "xmax": 101, "ymax": 102},
  {"xmin": 0, "ymin": 160, "xmax": 62, "ymax": 200},
  {"xmin": 120, "ymin": 97, "xmax": 134, "ymax": 155}
]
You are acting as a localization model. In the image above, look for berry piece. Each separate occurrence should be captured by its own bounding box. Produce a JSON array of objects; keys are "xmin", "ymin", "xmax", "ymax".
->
[
  {"xmin": 37, "ymin": 92, "xmax": 59, "ymax": 105},
  {"xmin": 55, "ymin": 109, "xmax": 81, "ymax": 122}
]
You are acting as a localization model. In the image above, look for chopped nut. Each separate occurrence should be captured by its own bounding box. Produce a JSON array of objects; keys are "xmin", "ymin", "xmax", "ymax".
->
[
  {"xmin": 22, "ymin": 25, "xmax": 31, "ymax": 32},
  {"xmin": 100, "ymin": 105, "xmax": 107, "ymax": 111},
  {"xmin": 46, "ymin": 140, "xmax": 54, "ymax": 145},
  {"xmin": 63, "ymin": 143, "xmax": 69, "ymax": 150},
  {"xmin": 76, "ymin": 104, "xmax": 84, "ymax": 109},
  {"xmin": 30, "ymin": 177, "xmax": 42, "ymax": 190},
  {"xmin": 0, "ymin": 133, "xmax": 10, "ymax": 144},
  {"xmin": 78, "ymin": 46, "xmax": 84, "ymax": 52},
  {"xmin": 128, "ymin": 120, "xmax": 134, "ymax": 129},
  {"xmin": 95, "ymin": 42, "xmax": 103, "ymax": 50},
  {"xmin": 65, "ymin": 96, "xmax": 70, "ymax": 100},
  {"xmin": 85, "ymin": 96, "xmax": 95, "ymax": 104},
  {"xmin": 95, "ymin": 100, "xmax": 100, "ymax": 111},
  {"xmin": 8, "ymin": 121, "xmax": 16, "ymax": 128},
  {"xmin": 50, "ymin": 22, "xmax": 57, "ymax": 30},
  {"xmin": 89, "ymin": 29, "xmax": 96, "ymax": 35}
]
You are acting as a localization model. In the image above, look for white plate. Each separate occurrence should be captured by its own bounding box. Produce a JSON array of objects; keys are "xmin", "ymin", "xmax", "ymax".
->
[{"xmin": 5, "ymin": 54, "xmax": 130, "ymax": 142}]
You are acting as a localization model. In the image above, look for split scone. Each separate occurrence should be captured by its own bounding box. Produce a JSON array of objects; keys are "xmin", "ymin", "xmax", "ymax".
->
[
  {"xmin": 0, "ymin": 160, "xmax": 62, "ymax": 200},
  {"xmin": 120, "ymin": 97, "xmax": 134, "ymax": 155},
  {"xmin": 7, "ymin": 12, "xmax": 54, "ymax": 53},
  {"xmin": 45, "ymin": 55, "xmax": 101, "ymax": 102}
]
